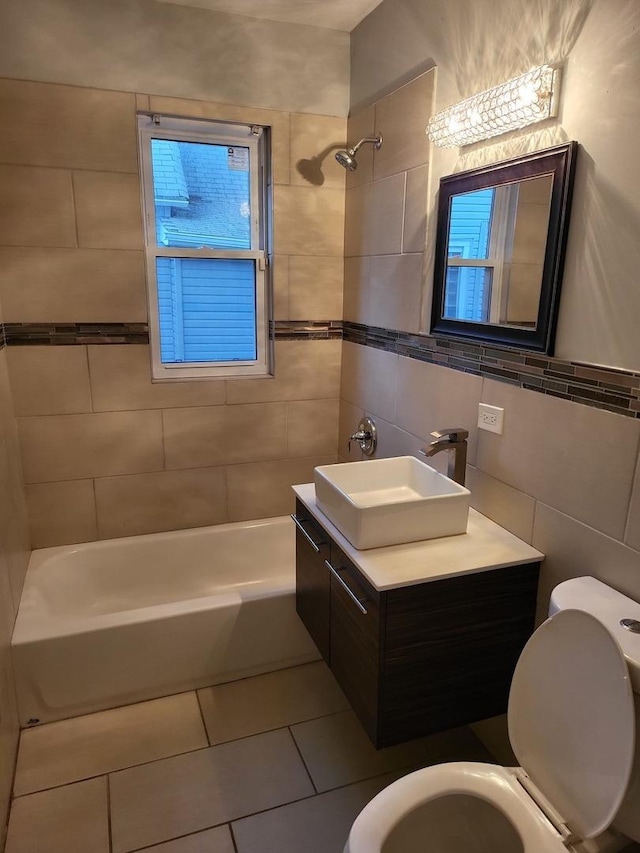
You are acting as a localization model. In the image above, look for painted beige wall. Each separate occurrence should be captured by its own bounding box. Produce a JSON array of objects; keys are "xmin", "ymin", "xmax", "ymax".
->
[
  {"xmin": 0, "ymin": 0, "xmax": 350, "ymax": 117},
  {"xmin": 351, "ymin": 0, "xmax": 640, "ymax": 372},
  {"xmin": 0, "ymin": 78, "xmax": 346, "ymax": 547}
]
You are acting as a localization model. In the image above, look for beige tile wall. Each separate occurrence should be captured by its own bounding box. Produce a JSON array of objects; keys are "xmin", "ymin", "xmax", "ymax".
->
[
  {"xmin": 341, "ymin": 340, "xmax": 640, "ymax": 604},
  {"xmin": 340, "ymin": 69, "xmax": 640, "ymax": 618},
  {"xmin": 0, "ymin": 77, "xmax": 346, "ymax": 547},
  {"xmin": 0, "ymin": 344, "xmax": 30, "ymax": 845},
  {"xmin": 343, "ymin": 71, "xmax": 434, "ymax": 333}
]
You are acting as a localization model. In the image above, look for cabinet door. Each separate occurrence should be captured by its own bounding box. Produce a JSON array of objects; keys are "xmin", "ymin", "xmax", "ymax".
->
[
  {"xmin": 328, "ymin": 542, "xmax": 383, "ymax": 745},
  {"xmin": 293, "ymin": 500, "xmax": 331, "ymax": 663},
  {"xmin": 381, "ymin": 562, "xmax": 540, "ymax": 745}
]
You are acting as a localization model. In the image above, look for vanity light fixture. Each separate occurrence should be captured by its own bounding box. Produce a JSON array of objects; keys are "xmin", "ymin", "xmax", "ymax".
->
[{"xmin": 426, "ymin": 64, "xmax": 561, "ymax": 148}]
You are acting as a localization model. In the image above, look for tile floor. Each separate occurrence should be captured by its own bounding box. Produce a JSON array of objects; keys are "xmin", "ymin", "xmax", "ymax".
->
[{"xmin": 5, "ymin": 661, "xmax": 493, "ymax": 853}]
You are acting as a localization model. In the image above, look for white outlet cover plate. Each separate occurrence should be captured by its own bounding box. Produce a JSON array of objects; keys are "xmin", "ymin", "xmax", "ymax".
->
[{"xmin": 478, "ymin": 403, "xmax": 504, "ymax": 434}]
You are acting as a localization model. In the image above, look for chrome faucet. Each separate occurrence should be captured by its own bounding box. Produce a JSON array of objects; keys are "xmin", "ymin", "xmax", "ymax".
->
[{"xmin": 419, "ymin": 428, "xmax": 469, "ymax": 486}]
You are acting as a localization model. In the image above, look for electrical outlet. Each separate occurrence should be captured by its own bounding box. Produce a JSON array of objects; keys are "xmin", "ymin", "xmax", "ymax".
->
[{"xmin": 478, "ymin": 403, "xmax": 504, "ymax": 434}]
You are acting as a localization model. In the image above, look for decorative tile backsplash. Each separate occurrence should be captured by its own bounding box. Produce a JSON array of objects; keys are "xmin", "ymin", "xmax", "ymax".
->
[
  {"xmin": 2, "ymin": 319, "xmax": 639, "ymax": 418},
  {"xmin": 342, "ymin": 322, "xmax": 640, "ymax": 419},
  {"xmin": 3, "ymin": 323, "xmax": 150, "ymax": 346},
  {"xmin": 1, "ymin": 321, "xmax": 343, "ymax": 347},
  {"xmin": 270, "ymin": 321, "xmax": 343, "ymax": 340}
]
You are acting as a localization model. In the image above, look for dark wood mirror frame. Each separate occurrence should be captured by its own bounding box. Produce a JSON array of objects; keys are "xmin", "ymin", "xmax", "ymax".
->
[{"xmin": 430, "ymin": 141, "xmax": 578, "ymax": 354}]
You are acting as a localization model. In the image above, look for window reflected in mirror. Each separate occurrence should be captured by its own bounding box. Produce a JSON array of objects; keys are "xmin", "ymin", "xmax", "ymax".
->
[
  {"xmin": 444, "ymin": 175, "xmax": 553, "ymax": 328},
  {"xmin": 431, "ymin": 143, "xmax": 577, "ymax": 354}
]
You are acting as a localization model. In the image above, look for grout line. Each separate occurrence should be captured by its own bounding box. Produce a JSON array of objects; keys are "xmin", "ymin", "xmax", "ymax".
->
[
  {"xmin": 13, "ymin": 709, "xmax": 352, "ymax": 801},
  {"xmin": 222, "ymin": 462, "xmax": 229, "ymax": 523},
  {"xmin": 228, "ymin": 822, "xmax": 240, "ymax": 853},
  {"xmin": 6, "ymin": 712, "xmax": 23, "ymax": 832},
  {"xmin": 125, "ymin": 825, "xmax": 234, "ymax": 853},
  {"xmin": 194, "ymin": 689, "xmax": 212, "ymax": 747},
  {"xmin": 623, "ymin": 431, "xmax": 640, "ymax": 544},
  {"xmin": 286, "ymin": 725, "xmax": 317, "ymax": 794},
  {"xmin": 191, "ymin": 705, "xmax": 347, "ymax": 751},
  {"xmin": 69, "ymin": 171, "xmax": 80, "ymax": 249},
  {"xmin": 84, "ymin": 345, "xmax": 95, "ymax": 414},
  {"xmin": 284, "ymin": 399, "xmax": 290, "ymax": 457},
  {"xmin": 530, "ymin": 498, "xmax": 539, "ymax": 546},
  {"xmin": 221, "ymin": 791, "xmax": 319, "ymax": 830},
  {"xmin": 0, "ymin": 74, "xmax": 146, "ymax": 98},
  {"xmin": 225, "ymin": 766, "xmax": 413, "ymax": 827},
  {"xmin": 159, "ymin": 408, "xmax": 167, "ymax": 471},
  {"xmin": 124, "ymin": 793, "xmax": 319, "ymax": 853},
  {"xmin": 400, "ymin": 170, "xmax": 407, "ymax": 252},
  {"xmin": 13, "ymin": 710, "xmax": 348, "ymax": 799},
  {"xmin": 12, "ymin": 748, "xmax": 201, "ymax": 800},
  {"xmin": 0, "ymin": 155, "xmax": 138, "ymax": 177},
  {"xmin": 12, "ymin": 704, "xmax": 456, "ymax": 852},
  {"xmin": 91, "ymin": 477, "xmax": 100, "ymax": 540},
  {"xmin": 106, "ymin": 773, "xmax": 114, "ymax": 853}
]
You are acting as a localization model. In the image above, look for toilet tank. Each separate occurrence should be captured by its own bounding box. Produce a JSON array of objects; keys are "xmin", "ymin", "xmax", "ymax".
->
[
  {"xmin": 549, "ymin": 576, "xmax": 640, "ymax": 692},
  {"xmin": 549, "ymin": 576, "xmax": 640, "ymax": 842}
]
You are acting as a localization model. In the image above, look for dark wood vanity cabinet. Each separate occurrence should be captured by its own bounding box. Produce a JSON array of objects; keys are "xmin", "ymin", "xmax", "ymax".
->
[
  {"xmin": 294, "ymin": 499, "xmax": 540, "ymax": 748},
  {"xmin": 294, "ymin": 502, "xmax": 331, "ymax": 663},
  {"xmin": 328, "ymin": 543, "xmax": 382, "ymax": 740}
]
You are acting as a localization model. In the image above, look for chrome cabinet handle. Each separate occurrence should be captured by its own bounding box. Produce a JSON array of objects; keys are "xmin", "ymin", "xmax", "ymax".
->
[
  {"xmin": 324, "ymin": 559, "xmax": 368, "ymax": 615},
  {"xmin": 291, "ymin": 514, "xmax": 326, "ymax": 553}
]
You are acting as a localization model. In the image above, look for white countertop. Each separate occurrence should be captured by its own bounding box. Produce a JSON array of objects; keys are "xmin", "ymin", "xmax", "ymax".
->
[{"xmin": 293, "ymin": 483, "xmax": 543, "ymax": 592}]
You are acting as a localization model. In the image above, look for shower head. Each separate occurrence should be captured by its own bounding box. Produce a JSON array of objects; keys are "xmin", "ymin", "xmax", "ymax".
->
[
  {"xmin": 335, "ymin": 134, "xmax": 383, "ymax": 171},
  {"xmin": 335, "ymin": 148, "xmax": 358, "ymax": 171}
]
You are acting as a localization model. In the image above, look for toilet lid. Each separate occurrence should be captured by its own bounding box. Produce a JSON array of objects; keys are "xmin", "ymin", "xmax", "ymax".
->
[{"xmin": 508, "ymin": 608, "xmax": 635, "ymax": 840}]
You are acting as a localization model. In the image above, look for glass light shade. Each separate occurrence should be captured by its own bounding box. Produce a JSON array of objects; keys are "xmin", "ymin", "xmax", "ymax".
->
[{"xmin": 427, "ymin": 65, "xmax": 560, "ymax": 148}]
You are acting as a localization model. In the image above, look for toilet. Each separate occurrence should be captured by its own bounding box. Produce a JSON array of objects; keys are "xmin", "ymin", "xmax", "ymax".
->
[{"xmin": 345, "ymin": 576, "xmax": 640, "ymax": 853}]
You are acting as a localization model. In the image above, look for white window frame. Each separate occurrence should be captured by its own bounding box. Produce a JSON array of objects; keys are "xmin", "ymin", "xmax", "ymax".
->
[{"xmin": 138, "ymin": 114, "xmax": 271, "ymax": 381}]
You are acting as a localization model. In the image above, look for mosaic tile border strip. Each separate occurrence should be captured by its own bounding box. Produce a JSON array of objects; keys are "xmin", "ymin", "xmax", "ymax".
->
[
  {"xmin": 6, "ymin": 320, "xmax": 637, "ymax": 417},
  {"xmin": 271, "ymin": 321, "xmax": 343, "ymax": 340},
  {"xmin": 4, "ymin": 323, "xmax": 151, "ymax": 346},
  {"xmin": 3, "ymin": 321, "xmax": 343, "ymax": 346},
  {"xmin": 343, "ymin": 321, "xmax": 640, "ymax": 419}
]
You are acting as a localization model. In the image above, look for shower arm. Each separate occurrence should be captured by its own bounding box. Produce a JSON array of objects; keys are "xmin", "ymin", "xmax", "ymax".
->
[{"xmin": 350, "ymin": 134, "xmax": 383, "ymax": 155}]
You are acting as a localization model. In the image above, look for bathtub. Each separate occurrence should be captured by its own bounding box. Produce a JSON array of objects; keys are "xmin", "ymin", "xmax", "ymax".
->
[{"xmin": 11, "ymin": 515, "xmax": 320, "ymax": 725}]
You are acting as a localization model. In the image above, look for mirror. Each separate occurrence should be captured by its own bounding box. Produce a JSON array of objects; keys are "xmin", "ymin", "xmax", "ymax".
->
[{"xmin": 431, "ymin": 142, "xmax": 578, "ymax": 354}]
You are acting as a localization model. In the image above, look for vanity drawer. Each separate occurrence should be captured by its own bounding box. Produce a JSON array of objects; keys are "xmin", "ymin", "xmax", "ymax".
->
[
  {"xmin": 293, "ymin": 500, "xmax": 331, "ymax": 663},
  {"xmin": 328, "ymin": 543, "xmax": 383, "ymax": 743},
  {"xmin": 380, "ymin": 562, "xmax": 540, "ymax": 744}
]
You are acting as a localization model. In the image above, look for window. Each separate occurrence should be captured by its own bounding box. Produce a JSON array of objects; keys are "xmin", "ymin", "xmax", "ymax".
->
[{"xmin": 138, "ymin": 115, "xmax": 271, "ymax": 380}]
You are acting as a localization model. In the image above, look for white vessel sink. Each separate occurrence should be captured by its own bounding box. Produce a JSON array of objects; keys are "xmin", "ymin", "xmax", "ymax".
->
[{"xmin": 314, "ymin": 456, "xmax": 471, "ymax": 550}]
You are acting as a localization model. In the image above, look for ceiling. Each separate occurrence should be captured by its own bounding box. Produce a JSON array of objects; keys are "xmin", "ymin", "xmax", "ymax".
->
[{"xmin": 153, "ymin": 0, "xmax": 385, "ymax": 32}]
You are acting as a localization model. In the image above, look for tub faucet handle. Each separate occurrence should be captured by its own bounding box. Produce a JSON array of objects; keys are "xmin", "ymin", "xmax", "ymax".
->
[{"xmin": 348, "ymin": 416, "xmax": 377, "ymax": 457}]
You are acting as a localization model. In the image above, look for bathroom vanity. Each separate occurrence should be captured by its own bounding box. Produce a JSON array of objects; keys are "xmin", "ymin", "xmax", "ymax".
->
[{"xmin": 292, "ymin": 483, "xmax": 543, "ymax": 748}]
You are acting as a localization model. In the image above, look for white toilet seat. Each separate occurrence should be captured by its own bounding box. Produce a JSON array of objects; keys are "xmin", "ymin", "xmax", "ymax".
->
[
  {"xmin": 346, "ymin": 761, "xmax": 568, "ymax": 853},
  {"xmin": 346, "ymin": 608, "xmax": 637, "ymax": 853}
]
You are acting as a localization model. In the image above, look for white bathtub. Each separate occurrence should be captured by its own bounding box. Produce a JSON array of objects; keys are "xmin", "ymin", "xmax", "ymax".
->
[{"xmin": 11, "ymin": 516, "xmax": 320, "ymax": 725}]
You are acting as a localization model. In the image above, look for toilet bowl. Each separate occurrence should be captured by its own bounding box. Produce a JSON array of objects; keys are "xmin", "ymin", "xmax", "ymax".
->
[{"xmin": 345, "ymin": 577, "xmax": 640, "ymax": 853}]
